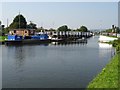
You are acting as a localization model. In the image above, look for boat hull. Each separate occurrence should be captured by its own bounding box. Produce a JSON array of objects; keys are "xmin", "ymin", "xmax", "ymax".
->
[{"xmin": 4, "ymin": 39, "xmax": 51, "ymax": 45}]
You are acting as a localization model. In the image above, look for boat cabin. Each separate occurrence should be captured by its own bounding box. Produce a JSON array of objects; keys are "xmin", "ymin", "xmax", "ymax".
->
[
  {"xmin": 31, "ymin": 34, "xmax": 49, "ymax": 40},
  {"xmin": 7, "ymin": 35, "xmax": 22, "ymax": 41},
  {"xmin": 9, "ymin": 29, "xmax": 35, "ymax": 36}
]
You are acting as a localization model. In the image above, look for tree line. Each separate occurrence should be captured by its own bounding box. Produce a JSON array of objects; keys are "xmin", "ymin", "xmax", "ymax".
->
[
  {"xmin": 101, "ymin": 25, "xmax": 120, "ymax": 34},
  {"xmin": 1, "ymin": 14, "xmax": 89, "ymax": 35}
]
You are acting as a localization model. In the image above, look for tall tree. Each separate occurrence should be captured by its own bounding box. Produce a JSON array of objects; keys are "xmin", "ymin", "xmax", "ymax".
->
[
  {"xmin": 0, "ymin": 21, "xmax": 2, "ymax": 35},
  {"xmin": 0, "ymin": 21, "xmax": 2, "ymax": 31},
  {"xmin": 49, "ymin": 28, "xmax": 56, "ymax": 31},
  {"xmin": 9, "ymin": 14, "xmax": 27, "ymax": 29},
  {"xmin": 106, "ymin": 29, "xmax": 112, "ymax": 33},
  {"xmin": 79, "ymin": 26, "xmax": 88, "ymax": 32},
  {"xmin": 36, "ymin": 27, "xmax": 44, "ymax": 32},
  {"xmin": 27, "ymin": 21, "xmax": 37, "ymax": 29},
  {"xmin": 116, "ymin": 27, "xmax": 120, "ymax": 33},
  {"xmin": 57, "ymin": 25, "xmax": 69, "ymax": 31},
  {"xmin": 0, "ymin": 21, "xmax": 1, "ymax": 26}
]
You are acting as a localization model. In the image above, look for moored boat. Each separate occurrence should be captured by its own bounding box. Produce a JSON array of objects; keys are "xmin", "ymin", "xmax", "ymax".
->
[{"xmin": 4, "ymin": 34, "xmax": 51, "ymax": 45}]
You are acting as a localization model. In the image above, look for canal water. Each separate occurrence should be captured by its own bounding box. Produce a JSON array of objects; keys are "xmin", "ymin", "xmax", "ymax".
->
[{"xmin": 2, "ymin": 36, "xmax": 114, "ymax": 88}]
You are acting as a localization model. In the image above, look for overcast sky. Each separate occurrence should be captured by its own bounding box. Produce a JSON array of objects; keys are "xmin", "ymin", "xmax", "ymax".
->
[{"xmin": 1, "ymin": 2, "xmax": 118, "ymax": 30}]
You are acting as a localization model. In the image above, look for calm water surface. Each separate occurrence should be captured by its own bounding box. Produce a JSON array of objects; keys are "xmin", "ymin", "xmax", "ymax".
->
[{"xmin": 2, "ymin": 36, "xmax": 114, "ymax": 88}]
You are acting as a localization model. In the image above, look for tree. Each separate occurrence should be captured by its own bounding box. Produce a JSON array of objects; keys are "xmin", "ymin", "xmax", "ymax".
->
[
  {"xmin": 36, "ymin": 27, "xmax": 44, "ymax": 32},
  {"xmin": 49, "ymin": 28, "xmax": 56, "ymax": 31},
  {"xmin": 105, "ymin": 29, "xmax": 112, "ymax": 33},
  {"xmin": 76, "ymin": 28, "xmax": 80, "ymax": 31},
  {"xmin": 57, "ymin": 25, "xmax": 69, "ymax": 32},
  {"xmin": 0, "ymin": 21, "xmax": 2, "ymax": 31},
  {"xmin": 0, "ymin": 21, "xmax": 1, "ymax": 26},
  {"xmin": 1, "ymin": 25, "xmax": 5, "ymax": 36},
  {"xmin": 9, "ymin": 14, "xmax": 27, "ymax": 29},
  {"xmin": 3, "ymin": 27, "xmax": 9, "ymax": 34},
  {"xmin": 79, "ymin": 26, "xmax": 88, "ymax": 32},
  {"xmin": 116, "ymin": 27, "xmax": 120, "ymax": 33},
  {"xmin": 0, "ymin": 21, "xmax": 9, "ymax": 36},
  {"xmin": 27, "ymin": 21, "xmax": 37, "ymax": 29},
  {"xmin": 0, "ymin": 21, "xmax": 2, "ymax": 35},
  {"xmin": 68, "ymin": 28, "xmax": 71, "ymax": 31}
]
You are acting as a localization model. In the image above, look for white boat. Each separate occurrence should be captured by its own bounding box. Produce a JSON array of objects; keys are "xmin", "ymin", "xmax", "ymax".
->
[{"xmin": 99, "ymin": 35, "xmax": 118, "ymax": 43}]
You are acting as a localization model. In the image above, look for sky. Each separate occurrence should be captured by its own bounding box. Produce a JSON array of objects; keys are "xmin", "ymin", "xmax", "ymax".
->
[
  {"xmin": 1, "ymin": 2, "xmax": 118, "ymax": 30},
  {"xmin": 118, "ymin": 2, "xmax": 120, "ymax": 27}
]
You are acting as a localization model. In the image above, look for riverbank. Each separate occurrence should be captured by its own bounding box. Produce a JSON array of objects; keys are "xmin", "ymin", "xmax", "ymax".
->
[
  {"xmin": 87, "ymin": 39, "xmax": 120, "ymax": 89},
  {"xmin": 87, "ymin": 53, "xmax": 119, "ymax": 88},
  {"xmin": 0, "ymin": 36, "xmax": 6, "ymax": 45},
  {"xmin": 0, "ymin": 36, "xmax": 7, "ymax": 41}
]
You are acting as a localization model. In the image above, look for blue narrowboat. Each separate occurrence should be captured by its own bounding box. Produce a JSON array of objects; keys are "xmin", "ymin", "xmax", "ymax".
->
[
  {"xmin": 31, "ymin": 34, "xmax": 49, "ymax": 40},
  {"xmin": 5, "ymin": 34, "xmax": 51, "ymax": 45},
  {"xmin": 7, "ymin": 35, "xmax": 23, "ymax": 41},
  {"xmin": 4, "ymin": 35, "xmax": 23, "ymax": 45}
]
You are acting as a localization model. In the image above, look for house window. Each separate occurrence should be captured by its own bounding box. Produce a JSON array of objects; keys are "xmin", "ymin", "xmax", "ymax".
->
[{"xmin": 14, "ymin": 30, "xmax": 16, "ymax": 33}]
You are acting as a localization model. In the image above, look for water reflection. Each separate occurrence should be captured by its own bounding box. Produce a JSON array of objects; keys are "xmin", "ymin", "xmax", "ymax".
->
[
  {"xmin": 5, "ymin": 46, "xmax": 26, "ymax": 73},
  {"xmin": 5, "ymin": 39, "xmax": 88, "ymax": 46},
  {"xmin": 50, "ymin": 39, "xmax": 87, "ymax": 46},
  {"xmin": 99, "ymin": 43, "xmax": 112, "ymax": 48},
  {"xmin": 14, "ymin": 46, "xmax": 25, "ymax": 73},
  {"xmin": 98, "ymin": 43, "xmax": 114, "ymax": 58}
]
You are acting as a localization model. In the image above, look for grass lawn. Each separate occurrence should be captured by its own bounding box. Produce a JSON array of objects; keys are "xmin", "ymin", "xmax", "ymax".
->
[{"xmin": 87, "ymin": 52, "xmax": 119, "ymax": 89}]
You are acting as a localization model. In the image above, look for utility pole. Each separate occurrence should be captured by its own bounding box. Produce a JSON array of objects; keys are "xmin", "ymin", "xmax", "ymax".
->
[
  {"xmin": 19, "ymin": 10, "xmax": 20, "ymax": 30},
  {"xmin": 7, "ymin": 18, "xmax": 8, "ymax": 28}
]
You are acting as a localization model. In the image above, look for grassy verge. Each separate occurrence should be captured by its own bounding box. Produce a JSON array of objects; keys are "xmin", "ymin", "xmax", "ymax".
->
[
  {"xmin": 0, "ymin": 36, "xmax": 7, "ymax": 42},
  {"xmin": 112, "ymin": 39, "xmax": 120, "ymax": 52},
  {"xmin": 87, "ymin": 39, "xmax": 120, "ymax": 89},
  {"xmin": 87, "ymin": 53, "xmax": 119, "ymax": 88}
]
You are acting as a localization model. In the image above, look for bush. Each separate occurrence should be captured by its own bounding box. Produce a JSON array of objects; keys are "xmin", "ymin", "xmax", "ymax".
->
[{"xmin": 112, "ymin": 39, "xmax": 120, "ymax": 52}]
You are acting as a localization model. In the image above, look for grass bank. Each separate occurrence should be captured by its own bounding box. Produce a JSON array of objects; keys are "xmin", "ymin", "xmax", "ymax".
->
[
  {"xmin": 0, "ymin": 36, "xmax": 7, "ymax": 42},
  {"xmin": 87, "ymin": 53, "xmax": 119, "ymax": 88},
  {"xmin": 87, "ymin": 39, "xmax": 120, "ymax": 89}
]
